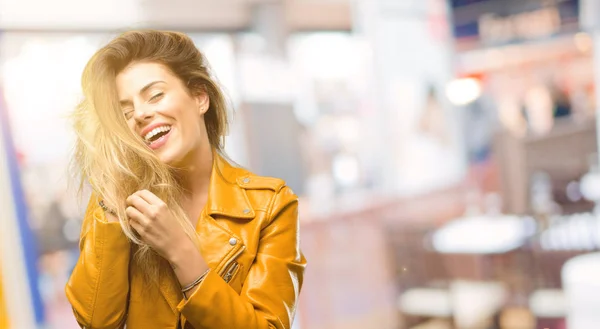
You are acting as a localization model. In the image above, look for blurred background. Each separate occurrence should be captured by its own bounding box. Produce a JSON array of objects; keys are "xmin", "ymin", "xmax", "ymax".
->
[{"xmin": 2, "ymin": 0, "xmax": 600, "ymax": 328}]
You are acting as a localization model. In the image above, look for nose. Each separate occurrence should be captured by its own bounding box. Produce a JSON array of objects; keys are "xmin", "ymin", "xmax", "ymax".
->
[{"xmin": 133, "ymin": 105, "xmax": 155, "ymax": 123}]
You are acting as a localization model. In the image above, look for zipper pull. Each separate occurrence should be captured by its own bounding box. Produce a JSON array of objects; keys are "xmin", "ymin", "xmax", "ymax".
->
[{"xmin": 223, "ymin": 262, "xmax": 239, "ymax": 283}]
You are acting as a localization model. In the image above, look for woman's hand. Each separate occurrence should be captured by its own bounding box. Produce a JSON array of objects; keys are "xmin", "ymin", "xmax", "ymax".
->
[
  {"xmin": 126, "ymin": 189, "xmax": 210, "ymax": 291},
  {"xmin": 125, "ymin": 190, "xmax": 193, "ymax": 262}
]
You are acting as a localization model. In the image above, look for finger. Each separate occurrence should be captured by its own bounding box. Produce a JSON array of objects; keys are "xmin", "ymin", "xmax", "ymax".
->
[
  {"xmin": 127, "ymin": 194, "xmax": 151, "ymax": 214},
  {"xmin": 128, "ymin": 218, "xmax": 145, "ymax": 240},
  {"xmin": 126, "ymin": 205, "xmax": 149, "ymax": 227},
  {"xmin": 135, "ymin": 189, "xmax": 164, "ymax": 205},
  {"xmin": 134, "ymin": 190, "xmax": 168, "ymax": 219}
]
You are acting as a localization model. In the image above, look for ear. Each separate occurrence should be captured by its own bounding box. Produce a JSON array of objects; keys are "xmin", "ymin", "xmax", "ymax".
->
[{"xmin": 195, "ymin": 90, "xmax": 210, "ymax": 115}]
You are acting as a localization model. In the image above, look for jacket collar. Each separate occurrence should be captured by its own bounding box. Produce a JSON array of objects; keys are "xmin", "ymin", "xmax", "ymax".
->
[{"xmin": 205, "ymin": 151, "xmax": 256, "ymax": 220}]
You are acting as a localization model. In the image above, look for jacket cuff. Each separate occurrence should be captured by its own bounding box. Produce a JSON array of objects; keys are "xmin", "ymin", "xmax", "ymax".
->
[{"xmin": 177, "ymin": 270, "xmax": 227, "ymax": 315}]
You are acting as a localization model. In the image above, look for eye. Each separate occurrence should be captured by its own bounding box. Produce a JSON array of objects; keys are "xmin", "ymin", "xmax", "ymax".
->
[
  {"xmin": 123, "ymin": 109, "xmax": 134, "ymax": 120},
  {"xmin": 149, "ymin": 92, "xmax": 164, "ymax": 102}
]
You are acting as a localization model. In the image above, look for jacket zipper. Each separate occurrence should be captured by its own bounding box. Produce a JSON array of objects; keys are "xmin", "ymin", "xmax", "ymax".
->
[
  {"xmin": 219, "ymin": 245, "xmax": 245, "ymax": 282},
  {"xmin": 223, "ymin": 262, "xmax": 240, "ymax": 283}
]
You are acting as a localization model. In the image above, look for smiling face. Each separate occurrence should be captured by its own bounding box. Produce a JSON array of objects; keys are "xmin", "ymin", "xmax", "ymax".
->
[{"xmin": 116, "ymin": 61, "xmax": 210, "ymax": 167}]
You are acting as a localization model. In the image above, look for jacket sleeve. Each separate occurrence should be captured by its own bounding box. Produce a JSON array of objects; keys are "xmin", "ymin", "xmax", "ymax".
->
[
  {"xmin": 178, "ymin": 186, "xmax": 307, "ymax": 329},
  {"xmin": 65, "ymin": 194, "xmax": 131, "ymax": 329}
]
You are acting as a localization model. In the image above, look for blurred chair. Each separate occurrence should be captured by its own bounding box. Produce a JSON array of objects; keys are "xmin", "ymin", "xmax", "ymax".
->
[
  {"xmin": 562, "ymin": 252, "xmax": 600, "ymax": 329},
  {"xmin": 528, "ymin": 289, "xmax": 566, "ymax": 329},
  {"xmin": 450, "ymin": 280, "xmax": 507, "ymax": 329}
]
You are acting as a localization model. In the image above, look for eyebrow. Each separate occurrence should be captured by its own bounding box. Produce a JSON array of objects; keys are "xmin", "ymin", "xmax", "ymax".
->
[{"xmin": 119, "ymin": 80, "xmax": 166, "ymax": 107}]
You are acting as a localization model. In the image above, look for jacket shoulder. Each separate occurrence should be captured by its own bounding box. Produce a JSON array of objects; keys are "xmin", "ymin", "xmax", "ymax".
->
[{"xmin": 236, "ymin": 172, "xmax": 286, "ymax": 192}]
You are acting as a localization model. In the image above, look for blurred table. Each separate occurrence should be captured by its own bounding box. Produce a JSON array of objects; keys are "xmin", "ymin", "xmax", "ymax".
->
[
  {"xmin": 431, "ymin": 214, "xmax": 537, "ymax": 308},
  {"xmin": 432, "ymin": 215, "xmax": 536, "ymax": 254}
]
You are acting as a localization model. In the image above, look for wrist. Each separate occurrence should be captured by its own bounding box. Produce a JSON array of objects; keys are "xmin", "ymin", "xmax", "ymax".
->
[{"xmin": 167, "ymin": 239, "xmax": 200, "ymax": 268}]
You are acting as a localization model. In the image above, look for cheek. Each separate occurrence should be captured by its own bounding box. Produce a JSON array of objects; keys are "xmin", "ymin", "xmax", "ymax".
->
[
  {"xmin": 177, "ymin": 109, "xmax": 202, "ymax": 134},
  {"xmin": 179, "ymin": 121, "xmax": 197, "ymax": 141},
  {"xmin": 176, "ymin": 122, "xmax": 203, "ymax": 150},
  {"xmin": 127, "ymin": 120, "xmax": 137, "ymax": 134}
]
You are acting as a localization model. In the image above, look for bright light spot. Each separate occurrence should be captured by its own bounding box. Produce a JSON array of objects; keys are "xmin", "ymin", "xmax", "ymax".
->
[
  {"xmin": 332, "ymin": 154, "xmax": 360, "ymax": 188},
  {"xmin": 445, "ymin": 78, "xmax": 482, "ymax": 106},
  {"xmin": 580, "ymin": 172, "xmax": 600, "ymax": 202}
]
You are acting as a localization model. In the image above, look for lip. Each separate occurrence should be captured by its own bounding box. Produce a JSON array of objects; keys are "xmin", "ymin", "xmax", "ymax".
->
[
  {"xmin": 140, "ymin": 122, "xmax": 172, "ymax": 139},
  {"xmin": 148, "ymin": 128, "xmax": 172, "ymax": 150}
]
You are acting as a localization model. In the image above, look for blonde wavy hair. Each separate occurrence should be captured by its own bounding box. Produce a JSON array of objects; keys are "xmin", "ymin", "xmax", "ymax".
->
[{"xmin": 71, "ymin": 30, "xmax": 229, "ymax": 284}]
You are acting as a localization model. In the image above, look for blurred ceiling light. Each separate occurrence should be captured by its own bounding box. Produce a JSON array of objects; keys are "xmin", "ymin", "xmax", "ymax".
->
[
  {"xmin": 574, "ymin": 32, "xmax": 593, "ymax": 53},
  {"xmin": 445, "ymin": 77, "xmax": 482, "ymax": 106}
]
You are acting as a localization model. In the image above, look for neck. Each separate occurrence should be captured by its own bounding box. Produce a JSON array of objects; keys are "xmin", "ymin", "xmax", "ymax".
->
[{"xmin": 175, "ymin": 145, "xmax": 214, "ymax": 199}]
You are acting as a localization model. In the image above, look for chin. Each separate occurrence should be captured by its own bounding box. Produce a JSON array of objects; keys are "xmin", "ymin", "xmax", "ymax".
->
[
  {"xmin": 157, "ymin": 151, "xmax": 188, "ymax": 168},
  {"xmin": 155, "ymin": 143, "xmax": 196, "ymax": 168},
  {"xmin": 154, "ymin": 149, "xmax": 178, "ymax": 165},
  {"xmin": 157, "ymin": 156, "xmax": 179, "ymax": 167}
]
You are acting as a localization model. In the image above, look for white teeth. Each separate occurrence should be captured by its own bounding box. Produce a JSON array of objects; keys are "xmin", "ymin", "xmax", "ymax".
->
[{"xmin": 144, "ymin": 125, "xmax": 171, "ymax": 142}]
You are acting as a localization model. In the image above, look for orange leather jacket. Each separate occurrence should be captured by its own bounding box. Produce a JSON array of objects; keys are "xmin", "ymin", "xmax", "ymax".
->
[{"xmin": 65, "ymin": 154, "xmax": 307, "ymax": 329}]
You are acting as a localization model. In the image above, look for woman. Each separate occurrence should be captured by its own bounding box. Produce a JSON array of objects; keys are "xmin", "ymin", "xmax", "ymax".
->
[{"xmin": 65, "ymin": 30, "xmax": 306, "ymax": 329}]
